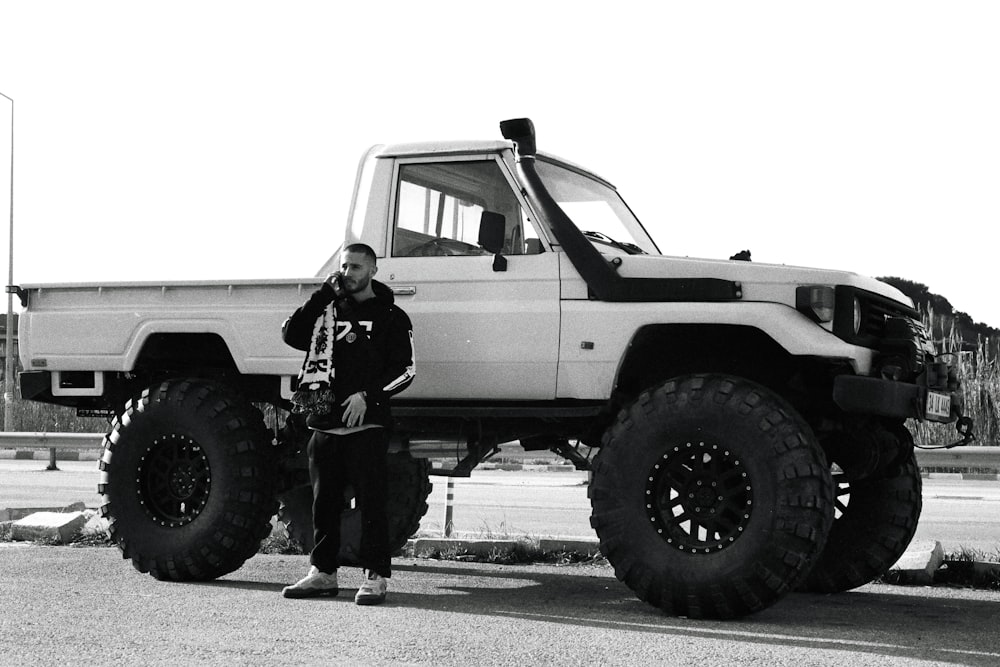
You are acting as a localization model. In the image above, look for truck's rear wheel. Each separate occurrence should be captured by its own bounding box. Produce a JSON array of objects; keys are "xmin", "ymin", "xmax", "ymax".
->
[
  {"xmin": 590, "ymin": 374, "xmax": 834, "ymax": 619},
  {"xmin": 799, "ymin": 443, "xmax": 922, "ymax": 593},
  {"xmin": 278, "ymin": 452, "xmax": 432, "ymax": 561},
  {"xmin": 99, "ymin": 379, "xmax": 278, "ymax": 581}
]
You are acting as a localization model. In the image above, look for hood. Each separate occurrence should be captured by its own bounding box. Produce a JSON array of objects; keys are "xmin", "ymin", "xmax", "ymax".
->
[{"xmin": 609, "ymin": 254, "xmax": 913, "ymax": 309}]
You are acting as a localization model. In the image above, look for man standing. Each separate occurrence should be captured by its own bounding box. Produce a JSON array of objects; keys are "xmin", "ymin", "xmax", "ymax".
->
[{"xmin": 280, "ymin": 243, "xmax": 415, "ymax": 605}]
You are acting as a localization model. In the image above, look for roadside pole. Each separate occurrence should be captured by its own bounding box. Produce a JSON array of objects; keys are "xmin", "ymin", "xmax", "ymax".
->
[
  {"xmin": 1, "ymin": 91, "xmax": 14, "ymax": 434},
  {"xmin": 443, "ymin": 478, "xmax": 455, "ymax": 537}
]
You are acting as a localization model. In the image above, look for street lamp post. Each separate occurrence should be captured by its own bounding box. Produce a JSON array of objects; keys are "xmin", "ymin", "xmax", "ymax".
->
[{"xmin": 1, "ymin": 91, "xmax": 13, "ymax": 432}]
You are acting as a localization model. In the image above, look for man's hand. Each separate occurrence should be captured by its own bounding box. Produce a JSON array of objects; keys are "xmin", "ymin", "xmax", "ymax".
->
[
  {"xmin": 341, "ymin": 391, "xmax": 367, "ymax": 428},
  {"xmin": 326, "ymin": 271, "xmax": 346, "ymax": 300}
]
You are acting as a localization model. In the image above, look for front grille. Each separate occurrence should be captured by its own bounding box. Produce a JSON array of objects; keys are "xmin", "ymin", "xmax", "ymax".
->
[{"xmin": 834, "ymin": 286, "xmax": 920, "ymax": 349}]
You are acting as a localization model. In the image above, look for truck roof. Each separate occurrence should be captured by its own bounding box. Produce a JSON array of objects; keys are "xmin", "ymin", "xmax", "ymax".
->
[
  {"xmin": 374, "ymin": 139, "xmax": 513, "ymax": 158},
  {"xmin": 370, "ymin": 141, "xmax": 615, "ymax": 188}
]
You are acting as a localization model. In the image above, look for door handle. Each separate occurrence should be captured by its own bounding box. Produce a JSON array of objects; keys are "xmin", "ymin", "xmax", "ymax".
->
[{"xmin": 390, "ymin": 285, "xmax": 417, "ymax": 296}]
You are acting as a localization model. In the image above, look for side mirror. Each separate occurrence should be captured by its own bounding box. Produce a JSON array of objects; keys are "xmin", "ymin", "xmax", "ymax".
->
[
  {"xmin": 478, "ymin": 211, "xmax": 508, "ymax": 272},
  {"xmin": 478, "ymin": 211, "xmax": 506, "ymax": 253}
]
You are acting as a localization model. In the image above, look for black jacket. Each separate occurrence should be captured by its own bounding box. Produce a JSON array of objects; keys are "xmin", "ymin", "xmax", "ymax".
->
[{"xmin": 282, "ymin": 280, "xmax": 415, "ymax": 430}]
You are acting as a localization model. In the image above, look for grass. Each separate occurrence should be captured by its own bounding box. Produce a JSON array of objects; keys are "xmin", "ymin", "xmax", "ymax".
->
[
  {"xmin": 404, "ymin": 532, "xmax": 608, "ymax": 567},
  {"xmin": 880, "ymin": 547, "xmax": 1000, "ymax": 590},
  {"xmin": 935, "ymin": 547, "xmax": 1000, "ymax": 589},
  {"xmin": 257, "ymin": 525, "xmax": 609, "ymax": 566},
  {"xmin": 257, "ymin": 532, "xmax": 307, "ymax": 556}
]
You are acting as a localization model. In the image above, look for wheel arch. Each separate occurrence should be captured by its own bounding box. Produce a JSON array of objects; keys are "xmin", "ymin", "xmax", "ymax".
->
[
  {"xmin": 133, "ymin": 332, "xmax": 240, "ymax": 374},
  {"xmin": 614, "ymin": 323, "xmax": 798, "ymax": 399},
  {"xmin": 119, "ymin": 333, "xmax": 282, "ymax": 405}
]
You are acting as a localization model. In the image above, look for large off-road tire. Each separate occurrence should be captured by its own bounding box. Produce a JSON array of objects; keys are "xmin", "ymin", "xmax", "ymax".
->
[
  {"xmin": 589, "ymin": 374, "xmax": 834, "ymax": 619},
  {"xmin": 278, "ymin": 452, "xmax": 432, "ymax": 562},
  {"xmin": 98, "ymin": 379, "xmax": 278, "ymax": 581},
  {"xmin": 799, "ymin": 445, "xmax": 922, "ymax": 593}
]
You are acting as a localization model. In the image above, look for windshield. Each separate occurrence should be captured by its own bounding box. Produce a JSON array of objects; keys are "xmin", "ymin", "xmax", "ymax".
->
[{"xmin": 534, "ymin": 159, "xmax": 660, "ymax": 255}]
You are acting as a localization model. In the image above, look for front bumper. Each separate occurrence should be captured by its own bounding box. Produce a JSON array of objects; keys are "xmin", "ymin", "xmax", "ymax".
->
[{"xmin": 832, "ymin": 375, "xmax": 960, "ymax": 422}]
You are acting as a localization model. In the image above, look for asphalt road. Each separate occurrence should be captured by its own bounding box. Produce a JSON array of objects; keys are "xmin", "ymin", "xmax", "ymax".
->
[{"xmin": 2, "ymin": 544, "xmax": 1000, "ymax": 666}]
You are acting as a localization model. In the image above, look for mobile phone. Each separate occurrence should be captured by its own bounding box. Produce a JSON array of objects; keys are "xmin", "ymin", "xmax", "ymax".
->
[{"xmin": 330, "ymin": 272, "xmax": 346, "ymax": 297}]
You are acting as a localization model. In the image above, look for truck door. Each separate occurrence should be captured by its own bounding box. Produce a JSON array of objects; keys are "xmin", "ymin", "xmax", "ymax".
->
[{"xmin": 377, "ymin": 155, "xmax": 560, "ymax": 400}]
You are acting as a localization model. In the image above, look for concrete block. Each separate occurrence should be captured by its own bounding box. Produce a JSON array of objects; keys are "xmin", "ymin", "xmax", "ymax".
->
[
  {"xmin": 891, "ymin": 540, "xmax": 944, "ymax": 584},
  {"xmin": 538, "ymin": 538, "xmax": 601, "ymax": 556},
  {"xmin": 0, "ymin": 502, "xmax": 87, "ymax": 523},
  {"xmin": 11, "ymin": 511, "xmax": 88, "ymax": 544}
]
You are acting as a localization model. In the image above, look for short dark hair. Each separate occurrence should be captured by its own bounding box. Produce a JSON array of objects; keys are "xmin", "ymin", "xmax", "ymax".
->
[{"xmin": 344, "ymin": 243, "xmax": 377, "ymax": 265}]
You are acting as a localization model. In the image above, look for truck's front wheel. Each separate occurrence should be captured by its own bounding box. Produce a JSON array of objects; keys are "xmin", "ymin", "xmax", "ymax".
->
[
  {"xmin": 589, "ymin": 374, "xmax": 834, "ymax": 619},
  {"xmin": 99, "ymin": 379, "xmax": 278, "ymax": 580}
]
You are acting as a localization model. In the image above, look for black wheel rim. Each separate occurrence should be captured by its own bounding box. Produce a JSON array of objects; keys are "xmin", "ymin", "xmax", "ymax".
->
[
  {"xmin": 646, "ymin": 440, "xmax": 753, "ymax": 554},
  {"xmin": 138, "ymin": 434, "xmax": 211, "ymax": 527},
  {"xmin": 831, "ymin": 471, "xmax": 851, "ymax": 519}
]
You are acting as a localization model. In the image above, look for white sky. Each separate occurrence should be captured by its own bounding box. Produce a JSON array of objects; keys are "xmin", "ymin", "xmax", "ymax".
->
[{"xmin": 1, "ymin": 1, "xmax": 998, "ymax": 326}]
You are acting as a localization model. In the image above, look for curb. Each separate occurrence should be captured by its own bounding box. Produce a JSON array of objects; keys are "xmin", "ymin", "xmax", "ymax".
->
[
  {"xmin": 402, "ymin": 536, "xmax": 989, "ymax": 587},
  {"xmin": 455, "ymin": 462, "xmax": 578, "ymax": 473},
  {"xmin": 410, "ymin": 538, "xmax": 522, "ymax": 558},
  {"xmin": 0, "ymin": 450, "xmax": 101, "ymax": 461},
  {"xmin": 923, "ymin": 472, "xmax": 1000, "ymax": 481}
]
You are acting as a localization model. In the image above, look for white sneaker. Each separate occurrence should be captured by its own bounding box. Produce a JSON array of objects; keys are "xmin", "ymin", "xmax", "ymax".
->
[
  {"xmin": 282, "ymin": 566, "xmax": 339, "ymax": 598},
  {"xmin": 355, "ymin": 570, "xmax": 387, "ymax": 605}
]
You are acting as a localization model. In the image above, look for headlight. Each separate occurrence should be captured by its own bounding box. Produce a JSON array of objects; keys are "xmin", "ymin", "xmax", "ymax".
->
[
  {"xmin": 852, "ymin": 296, "xmax": 863, "ymax": 335},
  {"xmin": 796, "ymin": 285, "xmax": 835, "ymax": 323}
]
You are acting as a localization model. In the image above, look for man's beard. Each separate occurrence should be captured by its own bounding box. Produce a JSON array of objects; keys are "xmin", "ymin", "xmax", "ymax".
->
[{"xmin": 344, "ymin": 274, "xmax": 370, "ymax": 294}]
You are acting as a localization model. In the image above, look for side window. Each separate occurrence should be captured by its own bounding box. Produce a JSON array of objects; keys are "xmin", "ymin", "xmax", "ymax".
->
[{"xmin": 392, "ymin": 160, "xmax": 542, "ymax": 257}]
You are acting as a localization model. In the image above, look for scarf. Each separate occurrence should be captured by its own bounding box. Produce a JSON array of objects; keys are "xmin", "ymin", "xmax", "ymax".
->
[{"xmin": 290, "ymin": 303, "xmax": 337, "ymax": 415}]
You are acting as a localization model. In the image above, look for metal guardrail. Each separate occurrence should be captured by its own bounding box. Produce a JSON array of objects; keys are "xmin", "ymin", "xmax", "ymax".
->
[
  {"xmin": 915, "ymin": 447, "xmax": 1000, "ymax": 470},
  {"xmin": 0, "ymin": 432, "xmax": 105, "ymax": 470},
  {"xmin": 0, "ymin": 432, "xmax": 105, "ymax": 448},
  {"xmin": 2, "ymin": 432, "xmax": 1000, "ymax": 472}
]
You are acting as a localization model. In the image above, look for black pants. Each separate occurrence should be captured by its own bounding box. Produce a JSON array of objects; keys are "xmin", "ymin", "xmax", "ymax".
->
[{"xmin": 308, "ymin": 428, "xmax": 391, "ymax": 578}]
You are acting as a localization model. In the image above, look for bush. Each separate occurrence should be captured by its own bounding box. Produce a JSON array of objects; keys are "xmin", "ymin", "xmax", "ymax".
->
[
  {"xmin": 910, "ymin": 316, "xmax": 998, "ymax": 448},
  {"xmin": 0, "ymin": 399, "xmax": 108, "ymax": 433}
]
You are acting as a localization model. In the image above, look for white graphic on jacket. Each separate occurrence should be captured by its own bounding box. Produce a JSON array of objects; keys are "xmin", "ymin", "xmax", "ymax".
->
[
  {"xmin": 336, "ymin": 320, "xmax": 373, "ymax": 343},
  {"xmin": 333, "ymin": 319, "xmax": 414, "ymax": 394}
]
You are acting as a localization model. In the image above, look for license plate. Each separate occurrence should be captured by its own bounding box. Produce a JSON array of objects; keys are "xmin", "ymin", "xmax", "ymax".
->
[{"xmin": 926, "ymin": 391, "xmax": 951, "ymax": 419}]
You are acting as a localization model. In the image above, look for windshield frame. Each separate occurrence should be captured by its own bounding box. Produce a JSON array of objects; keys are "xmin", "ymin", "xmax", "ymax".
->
[{"xmin": 534, "ymin": 155, "xmax": 661, "ymax": 256}]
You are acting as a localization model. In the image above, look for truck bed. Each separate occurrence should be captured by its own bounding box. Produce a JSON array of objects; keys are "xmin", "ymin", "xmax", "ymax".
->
[{"xmin": 17, "ymin": 278, "xmax": 321, "ymax": 377}]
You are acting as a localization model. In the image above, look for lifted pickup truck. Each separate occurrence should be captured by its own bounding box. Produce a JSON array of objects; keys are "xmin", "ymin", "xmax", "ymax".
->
[{"xmin": 16, "ymin": 118, "xmax": 974, "ymax": 618}]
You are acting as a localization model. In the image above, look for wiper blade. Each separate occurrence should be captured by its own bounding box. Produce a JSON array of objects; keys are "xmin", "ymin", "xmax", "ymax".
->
[{"xmin": 582, "ymin": 231, "xmax": 646, "ymax": 255}]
